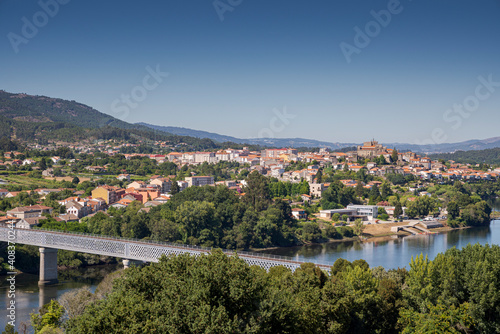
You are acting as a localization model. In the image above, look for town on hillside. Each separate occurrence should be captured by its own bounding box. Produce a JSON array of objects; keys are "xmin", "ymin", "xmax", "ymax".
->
[{"xmin": 0, "ymin": 138, "xmax": 497, "ymax": 238}]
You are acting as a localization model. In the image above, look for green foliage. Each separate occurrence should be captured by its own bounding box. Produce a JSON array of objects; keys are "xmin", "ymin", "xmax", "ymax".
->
[
  {"xmin": 243, "ymin": 171, "xmax": 272, "ymax": 211},
  {"xmin": 30, "ymin": 300, "xmax": 65, "ymax": 334},
  {"xmin": 402, "ymin": 244, "xmax": 500, "ymax": 333},
  {"xmin": 394, "ymin": 201, "xmax": 403, "ymax": 218},
  {"xmin": 65, "ymin": 250, "xmax": 402, "ymax": 334},
  {"xmin": 405, "ymin": 196, "xmax": 439, "ymax": 218},
  {"xmin": 1, "ymin": 324, "xmax": 18, "ymax": 334},
  {"xmin": 385, "ymin": 173, "xmax": 415, "ymax": 185},
  {"xmin": 430, "ymin": 147, "xmax": 500, "ymax": 165},
  {"xmin": 269, "ymin": 179, "xmax": 310, "ymax": 198},
  {"xmin": 320, "ymin": 181, "xmax": 358, "ymax": 210},
  {"xmin": 352, "ymin": 218, "xmax": 365, "ymax": 236}
]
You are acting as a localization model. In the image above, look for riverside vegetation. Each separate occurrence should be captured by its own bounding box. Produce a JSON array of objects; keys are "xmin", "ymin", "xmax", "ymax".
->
[{"xmin": 17, "ymin": 243, "xmax": 500, "ymax": 334}]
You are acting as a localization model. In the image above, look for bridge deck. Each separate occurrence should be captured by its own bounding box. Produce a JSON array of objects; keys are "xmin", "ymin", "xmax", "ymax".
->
[{"xmin": 0, "ymin": 227, "xmax": 331, "ymax": 271}]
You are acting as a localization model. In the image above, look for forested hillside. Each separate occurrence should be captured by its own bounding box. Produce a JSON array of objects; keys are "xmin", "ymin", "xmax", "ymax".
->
[
  {"xmin": 429, "ymin": 147, "xmax": 500, "ymax": 165},
  {"xmin": 0, "ymin": 90, "xmax": 223, "ymax": 149}
]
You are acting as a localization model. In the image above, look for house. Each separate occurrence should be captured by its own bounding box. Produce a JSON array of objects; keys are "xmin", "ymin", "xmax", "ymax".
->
[
  {"xmin": 51, "ymin": 156, "xmax": 62, "ymax": 164},
  {"xmin": 310, "ymin": 183, "xmax": 327, "ymax": 198},
  {"xmin": 22, "ymin": 159, "xmax": 36, "ymax": 165},
  {"xmin": 292, "ymin": 208, "xmax": 307, "ymax": 220},
  {"xmin": 126, "ymin": 187, "xmax": 160, "ymax": 204},
  {"xmin": 65, "ymin": 201, "xmax": 90, "ymax": 218},
  {"xmin": 0, "ymin": 216, "xmax": 21, "ymax": 227},
  {"xmin": 0, "ymin": 189, "xmax": 8, "ymax": 197},
  {"xmin": 149, "ymin": 177, "xmax": 172, "ymax": 194},
  {"xmin": 85, "ymin": 166, "xmax": 106, "ymax": 173},
  {"xmin": 16, "ymin": 217, "xmax": 44, "ymax": 229},
  {"xmin": 6, "ymin": 205, "xmax": 53, "ymax": 219},
  {"xmin": 301, "ymin": 194, "xmax": 312, "ymax": 203},
  {"xmin": 58, "ymin": 214, "xmax": 80, "ymax": 222},
  {"xmin": 346, "ymin": 205, "xmax": 379, "ymax": 220},
  {"xmin": 117, "ymin": 174, "xmax": 131, "ymax": 182},
  {"xmin": 91, "ymin": 185, "xmax": 121, "ymax": 204},
  {"xmin": 144, "ymin": 201, "xmax": 162, "ymax": 207},
  {"xmin": 176, "ymin": 181, "xmax": 189, "ymax": 192},
  {"xmin": 185, "ymin": 176, "xmax": 214, "ymax": 187},
  {"xmin": 42, "ymin": 168, "xmax": 54, "ymax": 177},
  {"xmin": 87, "ymin": 198, "xmax": 106, "ymax": 213},
  {"xmin": 319, "ymin": 209, "xmax": 356, "ymax": 220},
  {"xmin": 152, "ymin": 195, "xmax": 170, "ymax": 203},
  {"xmin": 127, "ymin": 181, "xmax": 147, "ymax": 189}
]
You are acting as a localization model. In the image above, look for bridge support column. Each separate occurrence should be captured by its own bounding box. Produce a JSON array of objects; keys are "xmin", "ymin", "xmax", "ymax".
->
[
  {"xmin": 38, "ymin": 247, "xmax": 58, "ymax": 286},
  {"xmin": 123, "ymin": 259, "xmax": 130, "ymax": 269}
]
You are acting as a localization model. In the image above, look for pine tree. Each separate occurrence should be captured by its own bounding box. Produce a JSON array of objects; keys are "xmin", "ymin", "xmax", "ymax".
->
[
  {"xmin": 391, "ymin": 148, "xmax": 399, "ymax": 164},
  {"xmin": 170, "ymin": 180, "xmax": 180, "ymax": 195}
]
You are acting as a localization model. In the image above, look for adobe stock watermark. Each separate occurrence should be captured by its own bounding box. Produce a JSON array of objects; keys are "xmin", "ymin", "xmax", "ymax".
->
[
  {"xmin": 7, "ymin": 0, "xmax": 70, "ymax": 54},
  {"xmin": 6, "ymin": 222, "xmax": 18, "ymax": 328},
  {"xmin": 108, "ymin": 65, "xmax": 169, "ymax": 123},
  {"xmin": 258, "ymin": 106, "xmax": 296, "ymax": 138},
  {"xmin": 415, "ymin": 74, "xmax": 500, "ymax": 146},
  {"xmin": 213, "ymin": 0, "xmax": 242, "ymax": 22},
  {"xmin": 339, "ymin": 0, "xmax": 409, "ymax": 64}
]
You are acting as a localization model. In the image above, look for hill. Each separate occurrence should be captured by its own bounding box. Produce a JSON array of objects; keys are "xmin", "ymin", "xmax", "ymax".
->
[
  {"xmin": 429, "ymin": 147, "xmax": 500, "ymax": 165},
  {"xmin": 137, "ymin": 122, "xmax": 356, "ymax": 149},
  {"xmin": 0, "ymin": 90, "xmax": 220, "ymax": 150},
  {"xmin": 139, "ymin": 122, "xmax": 500, "ymax": 153}
]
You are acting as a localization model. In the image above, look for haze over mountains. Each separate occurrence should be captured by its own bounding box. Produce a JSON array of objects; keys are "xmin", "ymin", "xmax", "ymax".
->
[
  {"xmin": 138, "ymin": 122, "xmax": 500, "ymax": 154},
  {"xmin": 1, "ymin": 89, "xmax": 499, "ymax": 153}
]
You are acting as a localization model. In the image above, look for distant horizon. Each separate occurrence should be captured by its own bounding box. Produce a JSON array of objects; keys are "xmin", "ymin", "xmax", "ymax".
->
[{"xmin": 3, "ymin": 87, "xmax": 500, "ymax": 146}]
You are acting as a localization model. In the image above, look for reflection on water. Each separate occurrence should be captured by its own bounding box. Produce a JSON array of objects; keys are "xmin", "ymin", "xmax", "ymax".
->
[
  {"xmin": 261, "ymin": 221, "xmax": 500, "ymax": 269},
  {"xmin": 0, "ymin": 264, "xmax": 119, "ymax": 331}
]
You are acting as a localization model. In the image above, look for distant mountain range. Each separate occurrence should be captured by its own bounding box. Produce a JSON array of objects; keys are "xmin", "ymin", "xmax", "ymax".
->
[
  {"xmin": 1, "ymin": 89, "xmax": 499, "ymax": 154},
  {"xmin": 136, "ymin": 123, "xmax": 356, "ymax": 149},
  {"xmin": 137, "ymin": 122, "xmax": 500, "ymax": 154}
]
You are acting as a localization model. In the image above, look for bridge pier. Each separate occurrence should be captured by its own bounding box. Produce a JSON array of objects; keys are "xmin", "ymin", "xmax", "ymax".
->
[
  {"xmin": 123, "ymin": 259, "xmax": 131, "ymax": 269},
  {"xmin": 38, "ymin": 247, "xmax": 58, "ymax": 286}
]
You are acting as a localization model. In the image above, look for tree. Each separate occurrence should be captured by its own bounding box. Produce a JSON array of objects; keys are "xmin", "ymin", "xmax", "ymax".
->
[
  {"xmin": 370, "ymin": 184, "xmax": 380, "ymax": 199},
  {"xmin": 447, "ymin": 201, "xmax": 460, "ymax": 220},
  {"xmin": 353, "ymin": 218, "xmax": 365, "ymax": 236},
  {"xmin": 1, "ymin": 324, "xmax": 18, "ymax": 334},
  {"xmin": 39, "ymin": 158, "xmax": 47, "ymax": 171},
  {"xmin": 391, "ymin": 148, "xmax": 399, "ymax": 164},
  {"xmin": 59, "ymin": 287, "xmax": 96, "ymax": 320},
  {"xmin": 243, "ymin": 171, "xmax": 271, "ymax": 211},
  {"xmin": 315, "ymin": 169, "xmax": 323, "ymax": 183},
  {"xmin": 170, "ymin": 180, "xmax": 180, "ymax": 195},
  {"xmin": 394, "ymin": 201, "xmax": 403, "ymax": 218},
  {"xmin": 380, "ymin": 182, "xmax": 392, "ymax": 200},
  {"xmin": 71, "ymin": 176, "xmax": 80, "ymax": 185},
  {"xmin": 30, "ymin": 300, "xmax": 65, "ymax": 334},
  {"xmin": 355, "ymin": 181, "xmax": 365, "ymax": 198}
]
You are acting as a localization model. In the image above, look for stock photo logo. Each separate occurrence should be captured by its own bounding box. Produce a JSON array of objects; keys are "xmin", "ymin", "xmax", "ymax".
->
[
  {"xmin": 7, "ymin": 0, "xmax": 71, "ymax": 54},
  {"xmin": 106, "ymin": 65, "xmax": 169, "ymax": 126},
  {"xmin": 339, "ymin": 0, "xmax": 409, "ymax": 63},
  {"xmin": 258, "ymin": 106, "xmax": 296, "ymax": 139},
  {"xmin": 415, "ymin": 74, "xmax": 500, "ymax": 146},
  {"xmin": 213, "ymin": 0, "xmax": 243, "ymax": 22}
]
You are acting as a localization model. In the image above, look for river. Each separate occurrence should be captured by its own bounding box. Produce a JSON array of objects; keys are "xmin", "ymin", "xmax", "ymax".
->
[{"xmin": 1, "ymin": 212, "xmax": 499, "ymax": 331}]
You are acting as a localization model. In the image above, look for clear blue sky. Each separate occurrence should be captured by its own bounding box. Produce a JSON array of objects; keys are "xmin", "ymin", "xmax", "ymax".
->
[{"xmin": 1, "ymin": 0, "xmax": 499, "ymax": 144}]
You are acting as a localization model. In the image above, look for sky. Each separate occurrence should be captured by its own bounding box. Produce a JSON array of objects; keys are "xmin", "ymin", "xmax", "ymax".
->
[{"xmin": 1, "ymin": 0, "xmax": 499, "ymax": 144}]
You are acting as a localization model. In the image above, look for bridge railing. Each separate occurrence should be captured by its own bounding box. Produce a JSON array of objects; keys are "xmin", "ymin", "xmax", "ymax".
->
[{"xmin": 30, "ymin": 227, "xmax": 331, "ymax": 267}]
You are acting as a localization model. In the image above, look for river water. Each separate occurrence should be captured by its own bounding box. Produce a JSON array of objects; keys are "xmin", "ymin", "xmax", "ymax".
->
[
  {"xmin": 261, "ymin": 220, "xmax": 500, "ymax": 269},
  {"xmin": 1, "ymin": 207, "xmax": 499, "ymax": 331}
]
